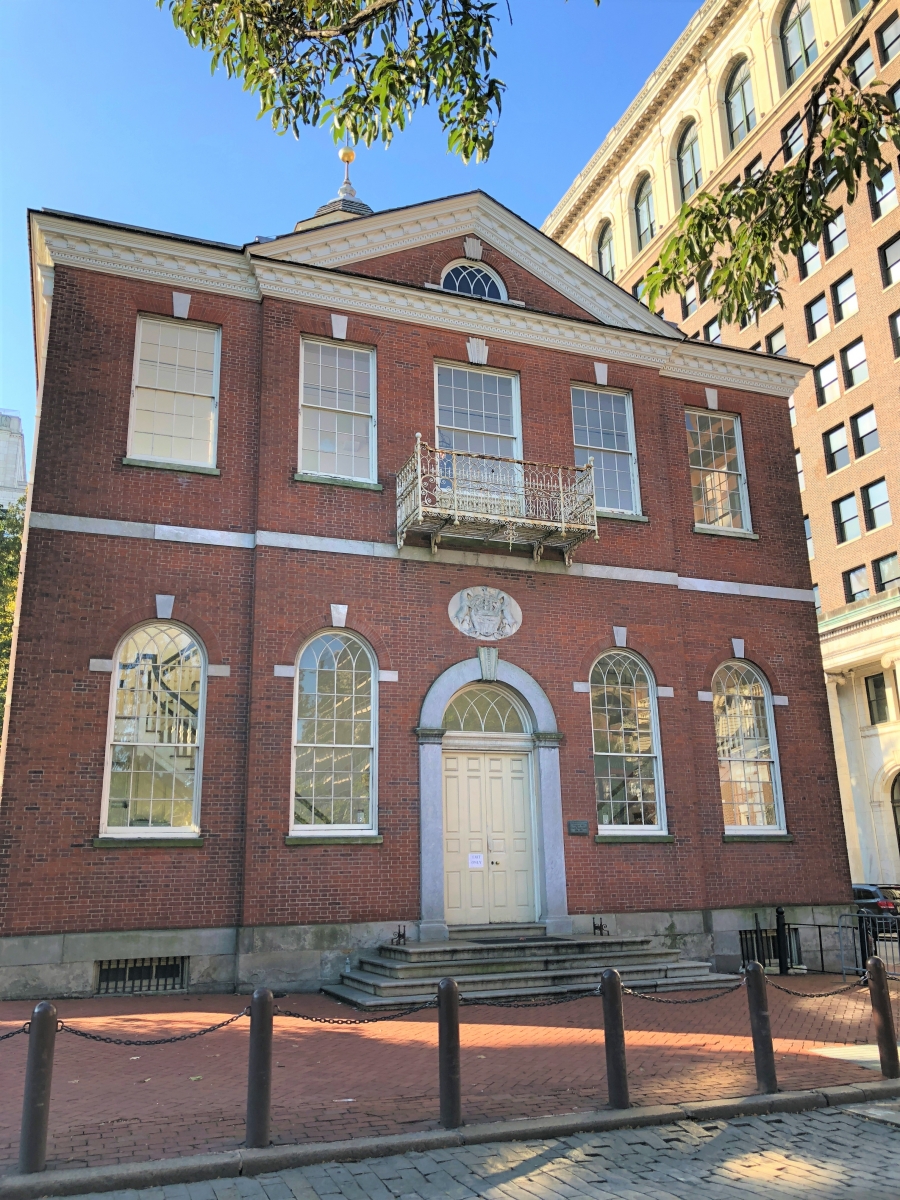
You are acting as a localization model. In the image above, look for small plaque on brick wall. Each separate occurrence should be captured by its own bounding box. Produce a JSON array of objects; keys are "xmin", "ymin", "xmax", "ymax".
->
[{"xmin": 567, "ymin": 820, "xmax": 589, "ymax": 836}]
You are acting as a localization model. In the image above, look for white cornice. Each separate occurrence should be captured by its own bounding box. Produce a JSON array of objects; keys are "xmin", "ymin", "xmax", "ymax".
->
[
  {"xmin": 249, "ymin": 192, "xmax": 678, "ymax": 339},
  {"xmin": 661, "ymin": 345, "xmax": 808, "ymax": 396}
]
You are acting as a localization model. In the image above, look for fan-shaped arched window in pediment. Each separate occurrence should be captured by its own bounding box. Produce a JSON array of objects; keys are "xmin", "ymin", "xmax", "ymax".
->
[{"xmin": 441, "ymin": 262, "xmax": 506, "ymax": 301}]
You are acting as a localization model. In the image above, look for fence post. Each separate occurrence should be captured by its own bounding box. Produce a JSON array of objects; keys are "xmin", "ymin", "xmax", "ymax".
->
[
  {"xmin": 866, "ymin": 956, "xmax": 900, "ymax": 1079},
  {"xmin": 601, "ymin": 968, "xmax": 629, "ymax": 1109},
  {"xmin": 745, "ymin": 961, "xmax": 778, "ymax": 1094},
  {"xmin": 438, "ymin": 977, "xmax": 461, "ymax": 1129},
  {"xmin": 18, "ymin": 1001, "xmax": 57, "ymax": 1174},
  {"xmin": 246, "ymin": 987, "xmax": 274, "ymax": 1149},
  {"xmin": 775, "ymin": 907, "xmax": 789, "ymax": 976}
]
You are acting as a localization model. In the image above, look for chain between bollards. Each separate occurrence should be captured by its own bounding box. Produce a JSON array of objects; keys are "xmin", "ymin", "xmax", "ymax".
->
[
  {"xmin": 745, "ymin": 961, "xmax": 778, "ymax": 1094},
  {"xmin": 866, "ymin": 956, "xmax": 900, "ymax": 1079},
  {"xmin": 438, "ymin": 977, "xmax": 461, "ymax": 1129},
  {"xmin": 246, "ymin": 987, "xmax": 274, "ymax": 1148},
  {"xmin": 601, "ymin": 968, "xmax": 629, "ymax": 1109},
  {"xmin": 18, "ymin": 1001, "xmax": 57, "ymax": 1174}
]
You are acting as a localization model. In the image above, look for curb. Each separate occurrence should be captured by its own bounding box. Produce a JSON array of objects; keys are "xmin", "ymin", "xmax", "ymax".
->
[{"xmin": 3, "ymin": 1078, "xmax": 900, "ymax": 1199}]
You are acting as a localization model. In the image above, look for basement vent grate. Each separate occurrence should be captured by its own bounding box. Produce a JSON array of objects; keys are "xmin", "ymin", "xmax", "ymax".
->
[{"xmin": 95, "ymin": 956, "xmax": 188, "ymax": 995}]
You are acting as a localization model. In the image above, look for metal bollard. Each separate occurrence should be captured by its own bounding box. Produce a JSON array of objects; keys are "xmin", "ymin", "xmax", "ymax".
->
[
  {"xmin": 745, "ymin": 961, "xmax": 778, "ymax": 1094},
  {"xmin": 866, "ymin": 956, "xmax": 900, "ymax": 1079},
  {"xmin": 775, "ymin": 907, "xmax": 789, "ymax": 976},
  {"xmin": 18, "ymin": 1001, "xmax": 57, "ymax": 1174},
  {"xmin": 601, "ymin": 968, "xmax": 629, "ymax": 1109},
  {"xmin": 246, "ymin": 988, "xmax": 274, "ymax": 1148},
  {"xmin": 438, "ymin": 977, "xmax": 461, "ymax": 1129}
]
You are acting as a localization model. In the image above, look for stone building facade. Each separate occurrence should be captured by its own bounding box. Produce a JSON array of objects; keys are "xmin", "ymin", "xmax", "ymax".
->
[{"xmin": 545, "ymin": 0, "xmax": 900, "ymax": 887}]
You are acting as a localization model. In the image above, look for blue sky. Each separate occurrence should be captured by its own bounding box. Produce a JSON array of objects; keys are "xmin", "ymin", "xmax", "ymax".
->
[{"xmin": 0, "ymin": 0, "xmax": 699, "ymax": 465}]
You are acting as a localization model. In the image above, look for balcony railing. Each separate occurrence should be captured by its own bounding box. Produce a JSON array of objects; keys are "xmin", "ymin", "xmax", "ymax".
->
[{"xmin": 396, "ymin": 436, "xmax": 598, "ymax": 564}]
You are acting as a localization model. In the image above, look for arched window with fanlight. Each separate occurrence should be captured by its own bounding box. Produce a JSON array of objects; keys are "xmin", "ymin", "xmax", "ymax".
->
[
  {"xmin": 444, "ymin": 685, "xmax": 528, "ymax": 734},
  {"xmin": 677, "ymin": 123, "xmax": 703, "ymax": 201},
  {"xmin": 441, "ymin": 262, "xmax": 506, "ymax": 301},
  {"xmin": 292, "ymin": 631, "xmax": 377, "ymax": 834},
  {"xmin": 712, "ymin": 661, "xmax": 785, "ymax": 832},
  {"xmin": 101, "ymin": 622, "xmax": 206, "ymax": 836},
  {"xmin": 781, "ymin": 1, "xmax": 818, "ymax": 86},
  {"xmin": 590, "ymin": 651, "xmax": 665, "ymax": 832},
  {"xmin": 597, "ymin": 222, "xmax": 616, "ymax": 281},
  {"xmin": 634, "ymin": 177, "xmax": 656, "ymax": 251},
  {"xmin": 725, "ymin": 61, "xmax": 757, "ymax": 148}
]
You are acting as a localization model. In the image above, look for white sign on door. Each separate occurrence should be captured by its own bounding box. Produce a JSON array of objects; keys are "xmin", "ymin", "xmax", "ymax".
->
[{"xmin": 468, "ymin": 853, "xmax": 484, "ymax": 869}]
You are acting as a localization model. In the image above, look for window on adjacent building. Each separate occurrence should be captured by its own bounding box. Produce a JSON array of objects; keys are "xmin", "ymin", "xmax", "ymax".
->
[
  {"xmin": 292, "ymin": 631, "xmax": 376, "ymax": 833},
  {"xmin": 571, "ymin": 387, "xmax": 640, "ymax": 514},
  {"xmin": 788, "ymin": 393, "xmax": 797, "ymax": 426},
  {"xmin": 782, "ymin": 115, "xmax": 806, "ymax": 160},
  {"xmin": 681, "ymin": 281, "xmax": 699, "ymax": 317},
  {"xmin": 744, "ymin": 155, "xmax": 764, "ymax": 180},
  {"xmin": 300, "ymin": 340, "xmax": 376, "ymax": 481},
  {"xmin": 850, "ymin": 43, "xmax": 876, "ymax": 86},
  {"xmin": 713, "ymin": 661, "xmax": 784, "ymax": 831},
  {"xmin": 824, "ymin": 210, "xmax": 849, "ymax": 257},
  {"xmin": 841, "ymin": 338, "xmax": 869, "ymax": 388},
  {"xmin": 635, "ymin": 177, "xmax": 656, "ymax": 250},
  {"xmin": 598, "ymin": 222, "xmax": 616, "ymax": 281},
  {"xmin": 685, "ymin": 409, "xmax": 750, "ymax": 531},
  {"xmin": 796, "ymin": 448, "xmax": 805, "ymax": 491},
  {"xmin": 850, "ymin": 0, "xmax": 870, "ymax": 18},
  {"xmin": 436, "ymin": 365, "xmax": 519, "ymax": 459},
  {"xmin": 128, "ymin": 317, "xmax": 220, "ymax": 469},
  {"xmin": 804, "ymin": 515, "xmax": 815, "ymax": 559},
  {"xmin": 891, "ymin": 309, "xmax": 900, "ymax": 355},
  {"xmin": 798, "ymin": 240, "xmax": 822, "ymax": 277},
  {"xmin": 767, "ymin": 326, "xmax": 788, "ymax": 356},
  {"xmin": 704, "ymin": 316, "xmax": 722, "ymax": 343},
  {"xmin": 844, "ymin": 564, "xmax": 870, "ymax": 602},
  {"xmin": 824, "ymin": 424, "xmax": 851, "ymax": 472},
  {"xmin": 875, "ymin": 551, "xmax": 900, "ymax": 591},
  {"xmin": 632, "ymin": 278, "xmax": 647, "ymax": 305},
  {"xmin": 813, "ymin": 583, "xmax": 822, "ymax": 613},
  {"xmin": 805, "ymin": 294, "xmax": 830, "ymax": 340},
  {"xmin": 881, "ymin": 233, "xmax": 900, "ymax": 285},
  {"xmin": 441, "ymin": 262, "xmax": 505, "ymax": 300},
  {"xmin": 878, "ymin": 12, "xmax": 900, "ymax": 63},
  {"xmin": 866, "ymin": 673, "xmax": 890, "ymax": 724},
  {"xmin": 726, "ymin": 60, "xmax": 757, "ymax": 147},
  {"xmin": 678, "ymin": 123, "xmax": 703, "ymax": 201},
  {"xmin": 102, "ymin": 623, "xmax": 205, "ymax": 836},
  {"xmin": 815, "ymin": 357, "xmax": 840, "ymax": 404},
  {"xmin": 863, "ymin": 478, "xmax": 892, "ymax": 529},
  {"xmin": 870, "ymin": 166, "xmax": 898, "ymax": 219},
  {"xmin": 591, "ymin": 651, "xmax": 665, "ymax": 832},
  {"xmin": 852, "ymin": 406, "xmax": 880, "ymax": 456},
  {"xmin": 782, "ymin": 1, "xmax": 818, "ymax": 85},
  {"xmin": 834, "ymin": 493, "xmax": 861, "ymax": 542},
  {"xmin": 832, "ymin": 273, "xmax": 859, "ymax": 322}
]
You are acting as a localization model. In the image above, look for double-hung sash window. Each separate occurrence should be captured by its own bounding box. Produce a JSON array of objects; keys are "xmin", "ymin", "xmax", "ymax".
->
[
  {"xmin": 300, "ymin": 340, "xmax": 377, "ymax": 482},
  {"xmin": 713, "ymin": 662, "xmax": 785, "ymax": 832},
  {"xmin": 129, "ymin": 317, "xmax": 220, "ymax": 468},
  {"xmin": 852, "ymin": 407, "xmax": 879, "ymax": 456},
  {"xmin": 832, "ymin": 273, "xmax": 858, "ymax": 322},
  {"xmin": 863, "ymin": 478, "xmax": 892, "ymax": 530},
  {"xmin": 881, "ymin": 234, "xmax": 900, "ymax": 286},
  {"xmin": 824, "ymin": 211, "xmax": 848, "ymax": 258},
  {"xmin": 815, "ymin": 358, "xmax": 840, "ymax": 405},
  {"xmin": 824, "ymin": 424, "xmax": 850, "ymax": 473},
  {"xmin": 870, "ymin": 167, "xmax": 898, "ymax": 219},
  {"xmin": 571, "ymin": 387, "xmax": 640, "ymax": 515},
  {"xmin": 685, "ymin": 409, "xmax": 751, "ymax": 532},
  {"xmin": 834, "ymin": 493, "xmax": 861, "ymax": 542},
  {"xmin": 102, "ymin": 623, "xmax": 205, "ymax": 836},
  {"xmin": 436, "ymin": 365, "xmax": 519, "ymax": 459}
]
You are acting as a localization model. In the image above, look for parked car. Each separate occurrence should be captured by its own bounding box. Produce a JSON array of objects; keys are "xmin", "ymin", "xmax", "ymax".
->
[{"xmin": 853, "ymin": 885, "xmax": 900, "ymax": 917}]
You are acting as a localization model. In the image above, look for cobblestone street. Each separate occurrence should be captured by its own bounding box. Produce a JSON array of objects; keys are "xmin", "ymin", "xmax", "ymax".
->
[{"xmin": 70, "ymin": 1104, "xmax": 900, "ymax": 1200}]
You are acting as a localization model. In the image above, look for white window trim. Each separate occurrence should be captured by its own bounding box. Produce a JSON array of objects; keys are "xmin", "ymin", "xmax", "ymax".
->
[
  {"xmin": 715, "ymin": 659, "xmax": 787, "ymax": 836},
  {"xmin": 433, "ymin": 360, "xmax": 522, "ymax": 460},
  {"xmin": 99, "ymin": 622, "xmax": 207, "ymax": 838},
  {"xmin": 589, "ymin": 651, "xmax": 668, "ymax": 836},
  {"xmin": 128, "ymin": 314, "xmax": 221, "ymax": 470},
  {"xmin": 298, "ymin": 337, "xmax": 378, "ymax": 485},
  {"xmin": 439, "ymin": 259, "xmax": 508, "ymax": 302},
  {"xmin": 686, "ymin": 408, "xmax": 754, "ymax": 535},
  {"xmin": 571, "ymin": 385, "xmax": 642, "ymax": 516},
  {"xmin": 289, "ymin": 628, "xmax": 379, "ymax": 837}
]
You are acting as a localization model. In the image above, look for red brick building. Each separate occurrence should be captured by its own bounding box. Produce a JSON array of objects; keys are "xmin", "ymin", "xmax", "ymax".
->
[{"xmin": 0, "ymin": 188, "xmax": 849, "ymax": 998}]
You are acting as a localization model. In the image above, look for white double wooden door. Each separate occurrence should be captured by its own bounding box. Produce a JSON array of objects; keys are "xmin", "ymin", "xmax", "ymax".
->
[{"xmin": 442, "ymin": 751, "xmax": 535, "ymax": 925}]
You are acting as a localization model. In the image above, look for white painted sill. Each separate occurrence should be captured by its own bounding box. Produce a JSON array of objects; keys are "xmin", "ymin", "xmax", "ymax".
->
[
  {"xmin": 597, "ymin": 510, "xmax": 649, "ymax": 523},
  {"xmin": 693, "ymin": 524, "xmax": 759, "ymax": 540}
]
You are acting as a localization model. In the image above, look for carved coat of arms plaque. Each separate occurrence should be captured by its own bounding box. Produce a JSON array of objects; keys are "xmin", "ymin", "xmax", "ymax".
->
[{"xmin": 448, "ymin": 586, "xmax": 522, "ymax": 641}]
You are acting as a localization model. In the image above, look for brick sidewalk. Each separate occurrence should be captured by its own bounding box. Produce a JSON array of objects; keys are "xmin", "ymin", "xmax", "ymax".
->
[{"xmin": 0, "ymin": 975, "xmax": 891, "ymax": 1175}]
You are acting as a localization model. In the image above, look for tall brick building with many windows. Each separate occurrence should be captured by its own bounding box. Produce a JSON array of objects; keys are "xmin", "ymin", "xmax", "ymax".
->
[{"xmin": 0, "ymin": 184, "xmax": 849, "ymax": 1000}]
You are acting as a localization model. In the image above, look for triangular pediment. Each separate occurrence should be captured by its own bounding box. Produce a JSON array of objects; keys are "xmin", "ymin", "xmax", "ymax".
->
[{"xmin": 248, "ymin": 191, "xmax": 681, "ymax": 339}]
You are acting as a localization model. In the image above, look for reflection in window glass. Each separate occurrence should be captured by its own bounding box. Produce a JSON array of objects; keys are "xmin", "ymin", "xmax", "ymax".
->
[
  {"xmin": 852, "ymin": 407, "xmax": 879, "ymax": 456},
  {"xmin": 572, "ymin": 388, "xmax": 639, "ymax": 513},
  {"xmin": 678, "ymin": 124, "xmax": 703, "ymax": 200},
  {"xmin": 685, "ymin": 410, "xmax": 748, "ymax": 530},
  {"xmin": 874, "ymin": 552, "xmax": 900, "ymax": 592},
  {"xmin": 799, "ymin": 240, "xmax": 822, "ymax": 277},
  {"xmin": 781, "ymin": 1, "xmax": 818, "ymax": 85},
  {"xmin": 131, "ymin": 318, "xmax": 219, "ymax": 467},
  {"xmin": 833, "ymin": 273, "xmax": 858, "ymax": 321},
  {"xmin": 841, "ymin": 338, "xmax": 868, "ymax": 388},
  {"xmin": 850, "ymin": 44, "xmax": 876, "ymax": 87},
  {"xmin": 591, "ymin": 652, "xmax": 662, "ymax": 830},
  {"xmin": 598, "ymin": 223, "xmax": 616, "ymax": 281},
  {"xmin": 866, "ymin": 673, "xmax": 889, "ymax": 724},
  {"xmin": 879, "ymin": 14, "xmax": 900, "ymax": 64},
  {"xmin": 815, "ymin": 358, "xmax": 840, "ymax": 405},
  {"xmin": 436, "ymin": 366, "xmax": 517, "ymax": 459},
  {"xmin": 635, "ymin": 178, "xmax": 656, "ymax": 249},
  {"xmin": 825, "ymin": 210, "xmax": 848, "ymax": 257},
  {"xmin": 301, "ymin": 341, "xmax": 374, "ymax": 480},
  {"xmin": 834, "ymin": 493, "xmax": 861, "ymax": 542},
  {"xmin": 806, "ymin": 294, "xmax": 830, "ymax": 340},
  {"xmin": 726, "ymin": 61, "xmax": 756, "ymax": 147},
  {"xmin": 863, "ymin": 478, "xmax": 891, "ymax": 530},
  {"xmin": 782, "ymin": 116, "xmax": 805, "ymax": 160},
  {"xmin": 444, "ymin": 686, "xmax": 525, "ymax": 733},
  {"xmin": 870, "ymin": 167, "xmax": 898, "ymax": 219},
  {"xmin": 713, "ymin": 662, "xmax": 781, "ymax": 829},
  {"xmin": 767, "ymin": 326, "xmax": 787, "ymax": 356},
  {"xmin": 824, "ymin": 425, "xmax": 850, "ymax": 473}
]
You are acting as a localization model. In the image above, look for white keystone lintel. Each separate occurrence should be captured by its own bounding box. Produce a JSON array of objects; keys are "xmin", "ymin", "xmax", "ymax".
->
[
  {"xmin": 156, "ymin": 594, "xmax": 175, "ymax": 619},
  {"xmin": 172, "ymin": 292, "xmax": 191, "ymax": 319},
  {"xmin": 698, "ymin": 690, "xmax": 714, "ymax": 702},
  {"xmin": 89, "ymin": 659, "xmax": 114, "ymax": 673},
  {"xmin": 773, "ymin": 695, "xmax": 789, "ymax": 706},
  {"xmin": 573, "ymin": 681, "xmax": 591, "ymax": 693},
  {"xmin": 274, "ymin": 665, "xmax": 295, "ymax": 678},
  {"xmin": 378, "ymin": 670, "xmax": 399, "ymax": 682},
  {"xmin": 331, "ymin": 603, "xmax": 348, "ymax": 627},
  {"xmin": 657, "ymin": 686, "xmax": 675, "ymax": 698},
  {"xmin": 731, "ymin": 637, "xmax": 745, "ymax": 658},
  {"xmin": 207, "ymin": 664, "xmax": 231, "ymax": 677}
]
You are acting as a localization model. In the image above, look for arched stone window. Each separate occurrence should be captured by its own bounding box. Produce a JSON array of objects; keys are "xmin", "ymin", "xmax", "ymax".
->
[
  {"xmin": 102, "ymin": 623, "xmax": 206, "ymax": 835},
  {"xmin": 725, "ymin": 61, "xmax": 757, "ymax": 148},
  {"xmin": 781, "ymin": 1, "xmax": 818, "ymax": 86},
  {"xmin": 590, "ymin": 651, "xmax": 665, "ymax": 831},
  {"xmin": 597, "ymin": 222, "xmax": 616, "ymax": 281},
  {"xmin": 441, "ymin": 262, "xmax": 506, "ymax": 301},
  {"xmin": 712, "ymin": 661, "xmax": 784, "ymax": 831},
  {"xmin": 292, "ymin": 631, "xmax": 377, "ymax": 832},
  {"xmin": 677, "ymin": 123, "xmax": 703, "ymax": 201},
  {"xmin": 634, "ymin": 176, "xmax": 656, "ymax": 251},
  {"xmin": 444, "ymin": 685, "xmax": 527, "ymax": 734},
  {"xmin": 892, "ymin": 773, "xmax": 900, "ymax": 856}
]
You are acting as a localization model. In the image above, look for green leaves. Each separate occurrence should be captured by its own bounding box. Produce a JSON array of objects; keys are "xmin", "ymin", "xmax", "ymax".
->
[{"xmin": 0, "ymin": 498, "xmax": 24, "ymax": 729}]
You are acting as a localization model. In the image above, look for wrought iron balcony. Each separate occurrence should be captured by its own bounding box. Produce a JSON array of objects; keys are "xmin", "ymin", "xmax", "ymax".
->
[{"xmin": 396, "ymin": 436, "xmax": 598, "ymax": 564}]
